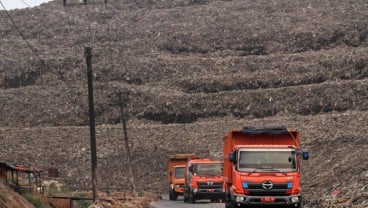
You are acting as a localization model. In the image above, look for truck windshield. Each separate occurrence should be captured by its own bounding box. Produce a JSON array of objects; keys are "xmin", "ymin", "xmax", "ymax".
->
[
  {"xmin": 193, "ymin": 163, "xmax": 222, "ymax": 177},
  {"xmin": 238, "ymin": 149, "xmax": 296, "ymax": 172},
  {"xmin": 174, "ymin": 167, "xmax": 185, "ymax": 179}
]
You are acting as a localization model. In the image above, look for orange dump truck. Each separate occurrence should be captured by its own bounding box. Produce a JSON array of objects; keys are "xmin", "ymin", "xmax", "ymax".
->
[
  {"xmin": 223, "ymin": 126, "xmax": 309, "ymax": 208},
  {"xmin": 184, "ymin": 158, "xmax": 226, "ymax": 203},
  {"xmin": 168, "ymin": 153, "xmax": 196, "ymax": 200}
]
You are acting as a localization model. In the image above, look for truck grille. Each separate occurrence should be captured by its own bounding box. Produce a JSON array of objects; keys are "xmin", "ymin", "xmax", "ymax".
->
[
  {"xmin": 247, "ymin": 183, "xmax": 289, "ymax": 196},
  {"xmin": 176, "ymin": 183, "xmax": 185, "ymax": 188},
  {"xmin": 197, "ymin": 182, "xmax": 223, "ymax": 189}
]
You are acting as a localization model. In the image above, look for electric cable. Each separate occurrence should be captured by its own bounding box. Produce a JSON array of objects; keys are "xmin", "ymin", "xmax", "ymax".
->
[
  {"xmin": 20, "ymin": 0, "xmax": 31, "ymax": 7},
  {"xmin": 0, "ymin": 0, "xmax": 45, "ymax": 68}
]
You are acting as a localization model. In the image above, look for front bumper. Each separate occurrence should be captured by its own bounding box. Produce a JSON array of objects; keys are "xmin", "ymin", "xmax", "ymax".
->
[
  {"xmin": 193, "ymin": 188, "xmax": 226, "ymax": 200},
  {"xmin": 232, "ymin": 194, "xmax": 302, "ymax": 206},
  {"xmin": 174, "ymin": 187, "xmax": 184, "ymax": 194}
]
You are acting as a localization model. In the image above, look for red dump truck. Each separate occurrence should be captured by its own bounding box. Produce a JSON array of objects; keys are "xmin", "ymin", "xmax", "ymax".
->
[
  {"xmin": 223, "ymin": 126, "xmax": 309, "ymax": 208},
  {"xmin": 184, "ymin": 158, "xmax": 226, "ymax": 203},
  {"xmin": 168, "ymin": 153, "xmax": 196, "ymax": 200}
]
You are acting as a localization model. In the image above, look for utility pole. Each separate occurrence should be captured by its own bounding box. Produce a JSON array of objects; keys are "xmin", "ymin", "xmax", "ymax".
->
[
  {"xmin": 85, "ymin": 47, "xmax": 99, "ymax": 202},
  {"xmin": 108, "ymin": 91, "xmax": 136, "ymax": 193}
]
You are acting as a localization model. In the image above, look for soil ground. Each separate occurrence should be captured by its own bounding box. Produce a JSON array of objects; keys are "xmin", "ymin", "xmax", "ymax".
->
[{"xmin": 0, "ymin": 0, "xmax": 367, "ymax": 207}]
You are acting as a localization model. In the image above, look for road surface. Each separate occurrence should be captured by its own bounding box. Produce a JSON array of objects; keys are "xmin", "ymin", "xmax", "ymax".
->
[{"xmin": 151, "ymin": 195, "xmax": 224, "ymax": 208}]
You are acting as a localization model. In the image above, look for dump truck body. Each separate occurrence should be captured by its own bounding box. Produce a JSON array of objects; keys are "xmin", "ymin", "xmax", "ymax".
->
[
  {"xmin": 184, "ymin": 158, "xmax": 226, "ymax": 203},
  {"xmin": 223, "ymin": 126, "xmax": 309, "ymax": 208},
  {"xmin": 168, "ymin": 153, "xmax": 196, "ymax": 200}
]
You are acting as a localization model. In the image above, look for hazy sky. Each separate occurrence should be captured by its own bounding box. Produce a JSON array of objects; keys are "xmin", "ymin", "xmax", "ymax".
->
[{"xmin": 0, "ymin": 0, "xmax": 51, "ymax": 10}]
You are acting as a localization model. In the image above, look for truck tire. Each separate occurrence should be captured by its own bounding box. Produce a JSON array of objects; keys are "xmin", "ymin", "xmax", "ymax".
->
[
  {"xmin": 225, "ymin": 201, "xmax": 240, "ymax": 208},
  {"xmin": 225, "ymin": 193, "xmax": 233, "ymax": 208},
  {"xmin": 172, "ymin": 191, "xmax": 178, "ymax": 200},
  {"xmin": 184, "ymin": 195, "xmax": 189, "ymax": 203},
  {"xmin": 169, "ymin": 189, "xmax": 174, "ymax": 200},
  {"xmin": 169, "ymin": 193, "xmax": 172, "ymax": 200},
  {"xmin": 211, "ymin": 198, "xmax": 220, "ymax": 203},
  {"xmin": 189, "ymin": 192, "xmax": 196, "ymax": 203}
]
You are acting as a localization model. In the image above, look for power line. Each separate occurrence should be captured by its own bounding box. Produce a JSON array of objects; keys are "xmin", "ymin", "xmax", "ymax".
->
[
  {"xmin": 20, "ymin": 0, "xmax": 31, "ymax": 7},
  {"xmin": 0, "ymin": 0, "xmax": 45, "ymax": 67}
]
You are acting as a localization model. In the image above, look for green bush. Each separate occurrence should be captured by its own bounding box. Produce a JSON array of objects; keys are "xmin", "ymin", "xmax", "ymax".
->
[
  {"xmin": 77, "ymin": 199, "xmax": 92, "ymax": 208},
  {"xmin": 46, "ymin": 182, "xmax": 70, "ymax": 193},
  {"xmin": 21, "ymin": 192, "xmax": 52, "ymax": 208}
]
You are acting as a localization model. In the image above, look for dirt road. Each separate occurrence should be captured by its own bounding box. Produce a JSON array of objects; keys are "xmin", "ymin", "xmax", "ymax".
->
[{"xmin": 151, "ymin": 195, "xmax": 224, "ymax": 208}]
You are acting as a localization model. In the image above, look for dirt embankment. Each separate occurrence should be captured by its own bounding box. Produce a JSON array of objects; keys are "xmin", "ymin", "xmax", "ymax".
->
[
  {"xmin": 0, "ymin": 181, "xmax": 35, "ymax": 208},
  {"xmin": 0, "ymin": 0, "xmax": 367, "ymax": 207}
]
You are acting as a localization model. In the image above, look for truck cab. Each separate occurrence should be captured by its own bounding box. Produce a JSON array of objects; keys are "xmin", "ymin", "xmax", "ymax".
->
[
  {"xmin": 168, "ymin": 153, "xmax": 196, "ymax": 200},
  {"xmin": 184, "ymin": 158, "xmax": 226, "ymax": 203},
  {"xmin": 223, "ymin": 126, "xmax": 309, "ymax": 208},
  {"xmin": 170, "ymin": 164, "xmax": 186, "ymax": 199}
]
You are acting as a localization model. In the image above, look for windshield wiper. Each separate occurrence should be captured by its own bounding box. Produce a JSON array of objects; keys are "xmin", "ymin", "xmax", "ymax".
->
[
  {"xmin": 252, "ymin": 167, "xmax": 287, "ymax": 176},
  {"xmin": 252, "ymin": 166, "xmax": 273, "ymax": 172}
]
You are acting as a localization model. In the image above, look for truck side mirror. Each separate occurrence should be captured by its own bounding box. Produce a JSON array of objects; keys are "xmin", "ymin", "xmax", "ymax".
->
[
  {"xmin": 188, "ymin": 166, "xmax": 193, "ymax": 172},
  {"xmin": 229, "ymin": 152, "xmax": 236, "ymax": 164},
  {"xmin": 302, "ymin": 152, "xmax": 309, "ymax": 160}
]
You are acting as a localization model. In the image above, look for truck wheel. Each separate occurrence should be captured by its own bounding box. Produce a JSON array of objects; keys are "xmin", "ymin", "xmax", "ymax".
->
[
  {"xmin": 189, "ymin": 193, "xmax": 196, "ymax": 203},
  {"xmin": 184, "ymin": 195, "xmax": 189, "ymax": 203},
  {"xmin": 225, "ymin": 194, "xmax": 234, "ymax": 208},
  {"xmin": 172, "ymin": 192, "xmax": 178, "ymax": 201},
  {"xmin": 227, "ymin": 201, "xmax": 239, "ymax": 208},
  {"xmin": 225, "ymin": 202, "xmax": 234, "ymax": 208},
  {"xmin": 169, "ymin": 190, "xmax": 173, "ymax": 200}
]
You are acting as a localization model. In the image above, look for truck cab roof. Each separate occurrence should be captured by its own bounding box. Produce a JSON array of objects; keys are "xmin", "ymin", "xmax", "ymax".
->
[
  {"xmin": 234, "ymin": 144, "xmax": 298, "ymax": 149},
  {"xmin": 188, "ymin": 158, "xmax": 222, "ymax": 164}
]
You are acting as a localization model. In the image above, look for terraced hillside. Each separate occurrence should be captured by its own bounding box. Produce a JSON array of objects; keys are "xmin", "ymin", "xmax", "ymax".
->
[{"xmin": 0, "ymin": 0, "xmax": 367, "ymax": 207}]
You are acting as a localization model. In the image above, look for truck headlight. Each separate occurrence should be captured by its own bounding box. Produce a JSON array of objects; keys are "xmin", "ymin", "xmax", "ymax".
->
[
  {"xmin": 175, "ymin": 184, "xmax": 181, "ymax": 188},
  {"xmin": 236, "ymin": 196, "xmax": 244, "ymax": 202},
  {"xmin": 193, "ymin": 189, "xmax": 198, "ymax": 193},
  {"xmin": 291, "ymin": 196, "xmax": 299, "ymax": 203}
]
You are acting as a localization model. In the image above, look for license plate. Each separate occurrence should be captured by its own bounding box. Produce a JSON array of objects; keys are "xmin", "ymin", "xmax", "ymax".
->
[
  {"xmin": 261, "ymin": 197, "xmax": 275, "ymax": 203},
  {"xmin": 207, "ymin": 189, "xmax": 214, "ymax": 192}
]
